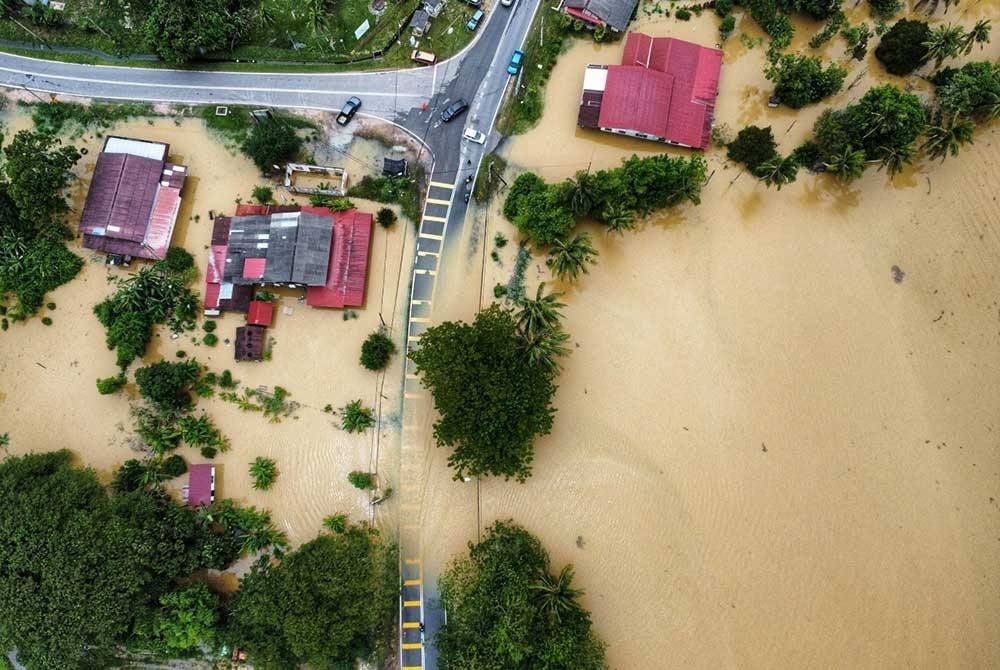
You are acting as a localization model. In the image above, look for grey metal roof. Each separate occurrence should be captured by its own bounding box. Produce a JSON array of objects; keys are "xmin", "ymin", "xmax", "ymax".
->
[
  {"xmin": 223, "ymin": 211, "xmax": 333, "ymax": 286},
  {"xmin": 410, "ymin": 9, "xmax": 430, "ymax": 30},
  {"xmin": 563, "ymin": 0, "xmax": 636, "ymax": 31}
]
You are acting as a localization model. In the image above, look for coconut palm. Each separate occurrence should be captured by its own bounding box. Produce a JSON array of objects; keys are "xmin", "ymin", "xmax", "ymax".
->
[
  {"xmin": 876, "ymin": 143, "xmax": 914, "ymax": 177},
  {"xmin": 601, "ymin": 203, "xmax": 636, "ymax": 235},
  {"xmin": 923, "ymin": 24, "xmax": 964, "ymax": 67},
  {"xmin": 921, "ymin": 115, "xmax": 975, "ymax": 161},
  {"xmin": 546, "ymin": 233, "xmax": 598, "ymax": 283},
  {"xmin": 824, "ymin": 145, "xmax": 867, "ymax": 182},
  {"xmin": 565, "ymin": 172, "xmax": 596, "ymax": 216},
  {"xmin": 668, "ymin": 171, "xmax": 704, "ymax": 206},
  {"xmin": 524, "ymin": 326, "xmax": 571, "ymax": 372},
  {"xmin": 960, "ymin": 19, "xmax": 991, "ymax": 53},
  {"xmin": 754, "ymin": 155, "xmax": 799, "ymax": 190},
  {"xmin": 514, "ymin": 282, "xmax": 565, "ymax": 342},
  {"xmin": 532, "ymin": 565, "xmax": 585, "ymax": 623}
]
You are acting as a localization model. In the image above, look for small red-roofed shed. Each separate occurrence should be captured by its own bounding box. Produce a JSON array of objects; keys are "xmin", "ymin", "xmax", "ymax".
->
[{"xmin": 247, "ymin": 300, "xmax": 274, "ymax": 326}]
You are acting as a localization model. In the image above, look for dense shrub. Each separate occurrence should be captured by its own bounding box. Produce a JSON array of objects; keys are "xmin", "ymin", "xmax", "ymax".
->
[
  {"xmin": 766, "ymin": 54, "xmax": 847, "ymax": 108},
  {"xmin": 135, "ymin": 360, "xmax": 202, "ymax": 413},
  {"xmin": 203, "ymin": 333, "xmax": 219, "ymax": 346},
  {"xmin": 714, "ymin": 0, "xmax": 734, "ymax": 16},
  {"xmin": 252, "ymin": 185, "xmax": 273, "ymax": 205},
  {"xmin": 875, "ymin": 19, "xmax": 930, "ymax": 75},
  {"xmin": 203, "ymin": 320, "xmax": 217, "ymax": 332},
  {"xmin": 96, "ymin": 374, "xmax": 127, "ymax": 395},
  {"xmin": 727, "ymin": 126, "xmax": 779, "ymax": 170},
  {"xmin": 720, "ymin": 14, "xmax": 737, "ymax": 39},
  {"xmin": 161, "ymin": 454, "xmax": 188, "ymax": 478},
  {"xmin": 241, "ymin": 121, "xmax": 302, "ymax": 172},
  {"xmin": 676, "ymin": 8, "xmax": 692, "ymax": 19},
  {"xmin": 360, "ymin": 329, "xmax": 396, "ymax": 371},
  {"xmin": 157, "ymin": 247, "xmax": 195, "ymax": 275},
  {"xmin": 935, "ymin": 61, "xmax": 1000, "ymax": 119},
  {"xmin": 376, "ymin": 207, "xmax": 397, "ymax": 229},
  {"xmin": 868, "ymin": 0, "xmax": 902, "ymax": 18},
  {"xmin": 348, "ymin": 471, "xmax": 376, "ymax": 490}
]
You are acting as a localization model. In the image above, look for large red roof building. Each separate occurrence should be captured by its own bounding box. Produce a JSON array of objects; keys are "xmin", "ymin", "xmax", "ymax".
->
[
  {"xmin": 204, "ymin": 204, "xmax": 373, "ymax": 315},
  {"xmin": 577, "ymin": 33, "xmax": 723, "ymax": 149}
]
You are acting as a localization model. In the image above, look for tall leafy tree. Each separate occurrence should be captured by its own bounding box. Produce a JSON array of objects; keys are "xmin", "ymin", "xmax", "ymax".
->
[
  {"xmin": 142, "ymin": 0, "xmax": 249, "ymax": 63},
  {"xmin": 766, "ymin": 53, "xmax": 847, "ymax": 109},
  {"xmin": 408, "ymin": 304, "xmax": 558, "ymax": 481},
  {"xmin": 874, "ymin": 18, "xmax": 930, "ymax": 75},
  {"xmin": 241, "ymin": 119, "xmax": 303, "ymax": 172},
  {"xmin": 935, "ymin": 61, "xmax": 1000, "ymax": 120},
  {"xmin": 754, "ymin": 154, "xmax": 799, "ymax": 190},
  {"xmin": 225, "ymin": 525, "xmax": 397, "ymax": 669},
  {"xmin": 2, "ymin": 130, "xmax": 81, "ymax": 236},
  {"xmin": 922, "ymin": 23, "xmax": 964, "ymax": 68},
  {"xmin": 136, "ymin": 583, "xmax": 220, "ymax": 653},
  {"xmin": 437, "ymin": 521, "xmax": 606, "ymax": 670}
]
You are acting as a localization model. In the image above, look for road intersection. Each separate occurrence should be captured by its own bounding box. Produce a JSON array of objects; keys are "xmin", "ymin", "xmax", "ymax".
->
[{"xmin": 0, "ymin": 3, "xmax": 541, "ymax": 668}]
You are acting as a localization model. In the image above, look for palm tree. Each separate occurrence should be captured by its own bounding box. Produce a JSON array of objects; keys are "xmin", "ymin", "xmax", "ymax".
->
[
  {"xmin": 824, "ymin": 146, "xmax": 866, "ymax": 182},
  {"xmin": 566, "ymin": 171, "xmax": 596, "ymax": 216},
  {"xmin": 754, "ymin": 155, "xmax": 799, "ymax": 190},
  {"xmin": 256, "ymin": 0, "xmax": 277, "ymax": 29},
  {"xmin": 600, "ymin": 203, "xmax": 636, "ymax": 235},
  {"xmin": 525, "ymin": 326, "xmax": 571, "ymax": 372},
  {"xmin": 532, "ymin": 565, "xmax": 585, "ymax": 623},
  {"xmin": 877, "ymin": 143, "xmax": 914, "ymax": 177},
  {"xmin": 923, "ymin": 24, "xmax": 964, "ymax": 67},
  {"xmin": 304, "ymin": 0, "xmax": 326, "ymax": 33},
  {"xmin": 514, "ymin": 282, "xmax": 565, "ymax": 342},
  {"xmin": 546, "ymin": 233, "xmax": 598, "ymax": 283},
  {"xmin": 921, "ymin": 115, "xmax": 975, "ymax": 161},
  {"xmin": 961, "ymin": 19, "xmax": 991, "ymax": 54}
]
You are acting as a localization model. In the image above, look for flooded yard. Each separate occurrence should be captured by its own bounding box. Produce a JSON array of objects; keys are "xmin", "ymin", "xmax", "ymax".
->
[
  {"xmin": 416, "ymin": 8, "xmax": 1000, "ymax": 669},
  {"xmin": 0, "ymin": 105, "xmax": 414, "ymax": 553}
]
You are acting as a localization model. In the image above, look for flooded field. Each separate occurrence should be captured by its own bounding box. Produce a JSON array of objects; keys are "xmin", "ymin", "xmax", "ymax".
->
[
  {"xmin": 0, "ymin": 105, "xmax": 414, "ymax": 554},
  {"xmin": 417, "ymin": 7, "xmax": 1000, "ymax": 669}
]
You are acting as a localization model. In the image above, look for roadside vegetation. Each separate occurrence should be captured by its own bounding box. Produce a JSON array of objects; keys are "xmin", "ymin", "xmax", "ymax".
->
[
  {"xmin": 437, "ymin": 520, "xmax": 607, "ymax": 668},
  {"xmin": 473, "ymin": 153, "xmax": 508, "ymax": 204},
  {"xmin": 347, "ymin": 169, "xmax": 425, "ymax": 225},
  {"xmin": 360, "ymin": 328, "xmax": 396, "ymax": 371},
  {"xmin": 0, "ymin": 130, "xmax": 83, "ymax": 324}
]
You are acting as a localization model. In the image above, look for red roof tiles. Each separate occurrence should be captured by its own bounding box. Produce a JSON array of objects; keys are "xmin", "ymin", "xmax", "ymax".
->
[{"xmin": 306, "ymin": 209, "xmax": 374, "ymax": 309}]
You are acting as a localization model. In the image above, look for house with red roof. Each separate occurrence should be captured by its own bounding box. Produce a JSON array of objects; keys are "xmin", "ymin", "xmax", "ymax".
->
[
  {"xmin": 185, "ymin": 464, "xmax": 215, "ymax": 507},
  {"xmin": 204, "ymin": 204, "xmax": 373, "ymax": 316},
  {"xmin": 577, "ymin": 33, "xmax": 723, "ymax": 149},
  {"xmin": 79, "ymin": 137, "xmax": 187, "ymax": 262}
]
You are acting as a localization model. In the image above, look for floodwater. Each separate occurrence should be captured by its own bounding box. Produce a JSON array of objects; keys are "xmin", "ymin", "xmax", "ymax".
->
[
  {"xmin": 0, "ymin": 106, "xmax": 414, "ymax": 556},
  {"xmin": 416, "ymin": 8, "xmax": 1000, "ymax": 670}
]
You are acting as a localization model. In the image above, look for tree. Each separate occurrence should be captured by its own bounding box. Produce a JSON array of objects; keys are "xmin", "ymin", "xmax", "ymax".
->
[
  {"xmin": 142, "ymin": 0, "xmax": 247, "ymax": 63},
  {"xmin": 754, "ymin": 154, "xmax": 799, "ymax": 190},
  {"xmin": 875, "ymin": 19, "xmax": 930, "ymax": 75},
  {"xmin": 436, "ymin": 521, "xmax": 606, "ymax": 669},
  {"xmin": 161, "ymin": 453, "xmax": 188, "ymax": 478},
  {"xmin": 139, "ymin": 583, "xmax": 219, "ymax": 653},
  {"xmin": 241, "ymin": 120, "xmax": 303, "ymax": 172},
  {"xmin": 935, "ymin": 61, "xmax": 1000, "ymax": 120},
  {"xmin": 252, "ymin": 185, "xmax": 274, "ymax": 205},
  {"xmin": 323, "ymin": 513, "xmax": 348, "ymax": 533},
  {"xmin": 156, "ymin": 246, "xmax": 195, "ymax": 276},
  {"xmin": 922, "ymin": 23, "xmax": 964, "ymax": 68},
  {"xmin": 225, "ymin": 526, "xmax": 397, "ymax": 669},
  {"xmin": 921, "ymin": 115, "xmax": 975, "ymax": 161},
  {"xmin": 341, "ymin": 399, "xmax": 375, "ymax": 433},
  {"xmin": 960, "ymin": 19, "xmax": 991, "ymax": 54},
  {"xmin": 823, "ymin": 145, "xmax": 866, "ymax": 181},
  {"xmin": 250, "ymin": 457, "xmax": 278, "ymax": 490},
  {"xmin": 359, "ymin": 328, "xmax": 396, "ymax": 371},
  {"xmin": 376, "ymin": 207, "xmax": 397, "ymax": 228},
  {"xmin": 511, "ymin": 186, "xmax": 576, "ymax": 247},
  {"xmin": 868, "ymin": 0, "xmax": 902, "ymax": 18},
  {"xmin": 727, "ymin": 125, "xmax": 779, "ymax": 170},
  {"xmin": 876, "ymin": 143, "xmax": 914, "ymax": 177},
  {"xmin": 766, "ymin": 54, "xmax": 846, "ymax": 109},
  {"xmin": 348, "ymin": 471, "xmax": 376, "ymax": 490},
  {"xmin": 408, "ymin": 305, "xmax": 558, "ymax": 481},
  {"xmin": 600, "ymin": 202, "xmax": 636, "ymax": 235},
  {"xmin": 564, "ymin": 171, "xmax": 597, "ymax": 216},
  {"xmin": 514, "ymin": 283, "xmax": 565, "ymax": 343},
  {"xmin": 547, "ymin": 232, "xmax": 598, "ymax": 283},
  {"xmin": 2, "ymin": 130, "xmax": 81, "ymax": 235},
  {"xmin": 503, "ymin": 172, "xmax": 548, "ymax": 221},
  {"xmin": 96, "ymin": 373, "xmax": 127, "ymax": 395},
  {"xmin": 135, "ymin": 359, "xmax": 202, "ymax": 413}
]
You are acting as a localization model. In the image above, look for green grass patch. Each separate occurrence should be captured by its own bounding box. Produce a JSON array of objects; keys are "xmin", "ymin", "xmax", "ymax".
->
[{"xmin": 195, "ymin": 105, "xmax": 318, "ymax": 147}]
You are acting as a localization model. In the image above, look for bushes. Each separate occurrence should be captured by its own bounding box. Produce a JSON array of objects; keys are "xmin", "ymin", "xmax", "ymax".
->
[
  {"xmin": 720, "ymin": 15, "xmax": 736, "ymax": 39},
  {"xmin": 203, "ymin": 333, "xmax": 219, "ymax": 346},
  {"xmin": 135, "ymin": 360, "xmax": 202, "ymax": 413},
  {"xmin": 935, "ymin": 61, "xmax": 1000, "ymax": 119},
  {"xmin": 252, "ymin": 185, "xmax": 273, "ymax": 205},
  {"xmin": 347, "ymin": 174, "xmax": 422, "ymax": 224},
  {"xmin": 868, "ymin": 0, "xmax": 902, "ymax": 18},
  {"xmin": 161, "ymin": 454, "xmax": 188, "ymax": 478},
  {"xmin": 341, "ymin": 400, "xmax": 375, "ymax": 434},
  {"xmin": 376, "ymin": 208, "xmax": 396, "ymax": 229},
  {"xmin": 241, "ymin": 121, "xmax": 302, "ymax": 172},
  {"xmin": 727, "ymin": 126, "xmax": 779, "ymax": 170},
  {"xmin": 156, "ymin": 247, "xmax": 194, "ymax": 276},
  {"xmin": 743, "ymin": 0, "xmax": 794, "ymax": 47},
  {"xmin": 766, "ymin": 54, "xmax": 846, "ymax": 108},
  {"xmin": 96, "ymin": 374, "xmax": 127, "ymax": 395},
  {"xmin": 348, "ymin": 471, "xmax": 376, "ymax": 490},
  {"xmin": 675, "ymin": 8, "xmax": 692, "ymax": 20},
  {"xmin": 360, "ymin": 329, "xmax": 396, "ymax": 371},
  {"xmin": 250, "ymin": 457, "xmax": 278, "ymax": 490},
  {"xmin": 875, "ymin": 19, "xmax": 930, "ymax": 75}
]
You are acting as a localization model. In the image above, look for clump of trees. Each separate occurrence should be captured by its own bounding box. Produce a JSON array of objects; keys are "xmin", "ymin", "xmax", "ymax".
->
[
  {"xmin": 142, "ymin": 0, "xmax": 255, "ymax": 64},
  {"xmin": 725, "ymin": 125, "xmax": 801, "ymax": 190},
  {"xmin": 501, "ymin": 155, "xmax": 706, "ymax": 274},
  {"xmin": 408, "ymin": 303, "xmax": 562, "ymax": 481},
  {"xmin": 934, "ymin": 61, "xmax": 1000, "ymax": 120},
  {"xmin": 436, "ymin": 520, "xmax": 606, "ymax": 669},
  {"xmin": 766, "ymin": 53, "xmax": 846, "ymax": 108},
  {"xmin": 224, "ymin": 522, "xmax": 397, "ymax": 669},
  {"xmin": 241, "ymin": 119, "xmax": 303, "ymax": 173},
  {"xmin": 812, "ymin": 84, "xmax": 926, "ymax": 179},
  {"xmin": 0, "ymin": 130, "xmax": 83, "ymax": 322},
  {"xmin": 360, "ymin": 328, "xmax": 396, "ymax": 371},
  {"xmin": 0, "ymin": 450, "xmax": 284, "ymax": 669},
  {"xmin": 348, "ymin": 470, "xmax": 376, "ymax": 490}
]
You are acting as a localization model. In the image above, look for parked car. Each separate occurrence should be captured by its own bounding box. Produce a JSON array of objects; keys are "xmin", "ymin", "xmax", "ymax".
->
[
  {"xmin": 336, "ymin": 96, "xmax": 361, "ymax": 125},
  {"xmin": 441, "ymin": 99, "xmax": 469, "ymax": 123},
  {"xmin": 463, "ymin": 127, "xmax": 487, "ymax": 144},
  {"xmin": 466, "ymin": 9, "xmax": 484, "ymax": 31},
  {"xmin": 411, "ymin": 50, "xmax": 437, "ymax": 65},
  {"xmin": 507, "ymin": 49, "xmax": 524, "ymax": 75},
  {"xmin": 501, "ymin": 0, "xmax": 515, "ymax": 6}
]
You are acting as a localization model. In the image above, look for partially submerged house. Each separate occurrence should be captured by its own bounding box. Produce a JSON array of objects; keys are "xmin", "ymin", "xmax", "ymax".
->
[
  {"xmin": 577, "ymin": 33, "xmax": 722, "ymax": 149},
  {"xmin": 559, "ymin": 0, "xmax": 637, "ymax": 33},
  {"xmin": 185, "ymin": 464, "xmax": 216, "ymax": 507},
  {"xmin": 204, "ymin": 204, "xmax": 374, "ymax": 315},
  {"xmin": 235, "ymin": 324, "xmax": 267, "ymax": 361},
  {"xmin": 79, "ymin": 136, "xmax": 187, "ymax": 263}
]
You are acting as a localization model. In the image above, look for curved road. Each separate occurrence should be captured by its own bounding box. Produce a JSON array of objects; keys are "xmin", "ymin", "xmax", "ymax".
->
[{"xmin": 0, "ymin": 3, "xmax": 541, "ymax": 669}]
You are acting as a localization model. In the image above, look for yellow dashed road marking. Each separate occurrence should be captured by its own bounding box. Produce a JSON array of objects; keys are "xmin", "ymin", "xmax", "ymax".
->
[
  {"xmin": 429, "ymin": 180, "xmax": 454, "ymax": 190},
  {"xmin": 426, "ymin": 197, "xmax": 452, "ymax": 205}
]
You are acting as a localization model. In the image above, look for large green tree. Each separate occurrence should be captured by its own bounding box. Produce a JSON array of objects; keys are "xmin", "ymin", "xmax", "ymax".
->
[
  {"xmin": 2, "ymin": 130, "xmax": 80, "ymax": 236},
  {"xmin": 874, "ymin": 19, "xmax": 930, "ymax": 75},
  {"xmin": 225, "ymin": 525, "xmax": 397, "ymax": 669},
  {"xmin": 766, "ymin": 54, "xmax": 846, "ymax": 109},
  {"xmin": 142, "ymin": 0, "xmax": 251, "ymax": 63},
  {"xmin": 408, "ymin": 304, "xmax": 558, "ymax": 481},
  {"xmin": 437, "ymin": 521, "xmax": 606, "ymax": 670},
  {"xmin": 935, "ymin": 61, "xmax": 1000, "ymax": 120},
  {"xmin": 241, "ymin": 120, "xmax": 303, "ymax": 172}
]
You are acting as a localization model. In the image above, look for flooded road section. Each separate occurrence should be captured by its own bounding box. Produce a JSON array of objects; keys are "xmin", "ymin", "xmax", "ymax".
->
[
  {"xmin": 415, "ymin": 8, "xmax": 1000, "ymax": 669},
  {"xmin": 0, "ymin": 109, "xmax": 414, "ymax": 552}
]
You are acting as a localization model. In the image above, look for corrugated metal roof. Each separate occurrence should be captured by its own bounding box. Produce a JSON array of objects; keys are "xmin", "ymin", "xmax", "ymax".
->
[
  {"xmin": 103, "ymin": 136, "xmax": 168, "ymax": 161},
  {"xmin": 187, "ymin": 464, "xmax": 215, "ymax": 507},
  {"xmin": 247, "ymin": 300, "xmax": 274, "ymax": 326},
  {"xmin": 306, "ymin": 209, "xmax": 373, "ymax": 309}
]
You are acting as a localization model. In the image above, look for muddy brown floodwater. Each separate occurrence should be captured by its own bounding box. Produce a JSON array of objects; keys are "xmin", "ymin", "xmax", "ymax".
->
[
  {"xmin": 0, "ymin": 107, "xmax": 414, "ymax": 564},
  {"xmin": 415, "ymin": 8, "xmax": 1000, "ymax": 670}
]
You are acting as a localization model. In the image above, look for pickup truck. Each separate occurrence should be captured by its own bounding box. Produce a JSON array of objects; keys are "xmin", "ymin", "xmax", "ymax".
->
[{"xmin": 336, "ymin": 96, "xmax": 362, "ymax": 125}]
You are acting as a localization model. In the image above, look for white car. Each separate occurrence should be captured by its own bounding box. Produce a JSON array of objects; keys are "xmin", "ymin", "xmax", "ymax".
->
[
  {"xmin": 501, "ymin": 0, "xmax": 515, "ymax": 6},
  {"xmin": 462, "ymin": 127, "xmax": 487, "ymax": 144}
]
